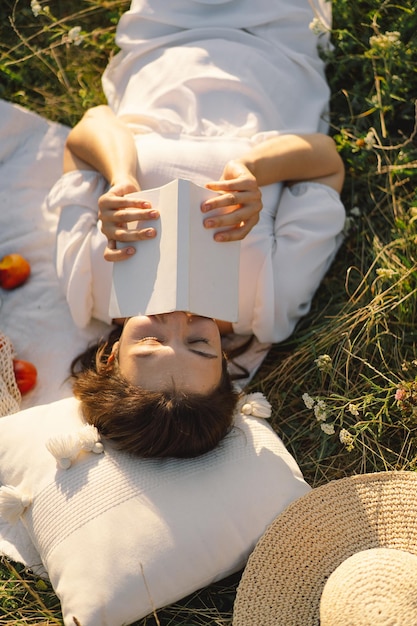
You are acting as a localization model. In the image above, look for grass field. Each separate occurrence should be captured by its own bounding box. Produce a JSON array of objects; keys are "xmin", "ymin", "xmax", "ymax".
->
[{"xmin": 1, "ymin": 0, "xmax": 417, "ymax": 623}]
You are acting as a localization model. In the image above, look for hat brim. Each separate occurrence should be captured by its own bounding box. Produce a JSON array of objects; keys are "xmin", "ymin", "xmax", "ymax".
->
[{"xmin": 233, "ymin": 471, "xmax": 417, "ymax": 626}]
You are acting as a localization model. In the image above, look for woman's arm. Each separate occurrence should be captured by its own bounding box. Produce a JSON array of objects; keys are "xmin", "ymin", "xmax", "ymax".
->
[
  {"xmin": 64, "ymin": 105, "xmax": 159, "ymax": 261},
  {"xmin": 238, "ymin": 133, "xmax": 345, "ymax": 192},
  {"xmin": 64, "ymin": 104, "xmax": 138, "ymax": 188},
  {"xmin": 201, "ymin": 133, "xmax": 345, "ymax": 242}
]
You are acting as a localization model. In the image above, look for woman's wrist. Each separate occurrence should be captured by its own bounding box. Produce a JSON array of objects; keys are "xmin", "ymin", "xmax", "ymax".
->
[
  {"xmin": 110, "ymin": 174, "xmax": 140, "ymax": 192},
  {"xmin": 235, "ymin": 155, "xmax": 256, "ymax": 179}
]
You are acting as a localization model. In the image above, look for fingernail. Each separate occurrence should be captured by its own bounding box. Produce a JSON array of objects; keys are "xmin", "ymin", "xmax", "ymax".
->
[
  {"xmin": 145, "ymin": 229, "xmax": 155, "ymax": 237},
  {"xmin": 149, "ymin": 210, "xmax": 159, "ymax": 218},
  {"xmin": 205, "ymin": 219, "xmax": 215, "ymax": 228},
  {"xmin": 126, "ymin": 247, "xmax": 135, "ymax": 255},
  {"xmin": 215, "ymin": 233, "xmax": 225, "ymax": 242}
]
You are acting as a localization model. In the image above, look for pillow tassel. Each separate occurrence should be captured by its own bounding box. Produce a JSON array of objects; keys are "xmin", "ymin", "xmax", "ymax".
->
[
  {"xmin": 0, "ymin": 485, "xmax": 32, "ymax": 524},
  {"xmin": 46, "ymin": 425, "xmax": 104, "ymax": 469},
  {"xmin": 78, "ymin": 424, "xmax": 104, "ymax": 454},
  {"xmin": 46, "ymin": 432, "xmax": 81, "ymax": 469},
  {"xmin": 238, "ymin": 392, "xmax": 272, "ymax": 418}
]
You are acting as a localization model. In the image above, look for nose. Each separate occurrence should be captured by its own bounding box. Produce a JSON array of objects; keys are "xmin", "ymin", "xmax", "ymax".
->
[
  {"xmin": 160, "ymin": 311, "xmax": 192, "ymax": 337},
  {"xmin": 162, "ymin": 311, "xmax": 191, "ymax": 323}
]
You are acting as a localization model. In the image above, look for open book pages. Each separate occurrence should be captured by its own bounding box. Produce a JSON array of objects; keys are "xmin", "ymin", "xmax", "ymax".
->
[{"xmin": 109, "ymin": 179, "xmax": 240, "ymax": 322}]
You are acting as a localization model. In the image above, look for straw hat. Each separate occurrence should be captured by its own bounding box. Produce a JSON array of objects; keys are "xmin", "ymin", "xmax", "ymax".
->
[{"xmin": 233, "ymin": 471, "xmax": 417, "ymax": 626}]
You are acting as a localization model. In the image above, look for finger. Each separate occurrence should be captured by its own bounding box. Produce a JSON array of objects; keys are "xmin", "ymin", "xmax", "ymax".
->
[
  {"xmin": 99, "ymin": 206, "xmax": 159, "ymax": 224},
  {"xmin": 104, "ymin": 245, "xmax": 136, "ymax": 262},
  {"xmin": 98, "ymin": 199, "xmax": 152, "ymax": 219},
  {"xmin": 104, "ymin": 239, "xmax": 137, "ymax": 262},
  {"xmin": 203, "ymin": 203, "xmax": 261, "ymax": 230},
  {"xmin": 201, "ymin": 192, "xmax": 240, "ymax": 213},
  {"xmin": 202, "ymin": 189, "xmax": 261, "ymax": 214},
  {"xmin": 205, "ymin": 176, "xmax": 258, "ymax": 194},
  {"xmin": 213, "ymin": 216, "xmax": 260, "ymax": 242},
  {"xmin": 101, "ymin": 225, "xmax": 157, "ymax": 242},
  {"xmin": 99, "ymin": 193, "xmax": 152, "ymax": 208}
]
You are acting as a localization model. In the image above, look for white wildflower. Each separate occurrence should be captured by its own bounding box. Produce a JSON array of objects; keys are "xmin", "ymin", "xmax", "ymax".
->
[
  {"xmin": 343, "ymin": 215, "xmax": 355, "ymax": 236},
  {"xmin": 348, "ymin": 403, "xmax": 360, "ymax": 417},
  {"xmin": 369, "ymin": 31, "xmax": 401, "ymax": 51},
  {"xmin": 314, "ymin": 354, "xmax": 332, "ymax": 374},
  {"xmin": 31, "ymin": 0, "xmax": 41, "ymax": 17},
  {"xmin": 376, "ymin": 268, "xmax": 398, "ymax": 280},
  {"xmin": 309, "ymin": 17, "xmax": 328, "ymax": 36},
  {"xmin": 321, "ymin": 422, "xmax": 335, "ymax": 435},
  {"xmin": 67, "ymin": 26, "xmax": 84, "ymax": 46},
  {"xmin": 302, "ymin": 392, "xmax": 315, "ymax": 409},
  {"xmin": 314, "ymin": 400, "xmax": 328, "ymax": 422},
  {"xmin": 343, "ymin": 206, "xmax": 362, "ymax": 235},
  {"xmin": 364, "ymin": 130, "xmax": 376, "ymax": 150},
  {"xmin": 339, "ymin": 428, "xmax": 354, "ymax": 451},
  {"xmin": 238, "ymin": 392, "xmax": 272, "ymax": 418}
]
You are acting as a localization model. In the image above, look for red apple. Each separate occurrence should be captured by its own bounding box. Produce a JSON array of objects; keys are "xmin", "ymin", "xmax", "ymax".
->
[
  {"xmin": 0, "ymin": 253, "xmax": 31, "ymax": 289},
  {"xmin": 12, "ymin": 359, "xmax": 38, "ymax": 395}
]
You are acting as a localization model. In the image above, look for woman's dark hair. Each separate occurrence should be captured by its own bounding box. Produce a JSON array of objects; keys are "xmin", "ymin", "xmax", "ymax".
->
[{"xmin": 71, "ymin": 326, "xmax": 239, "ymax": 459}]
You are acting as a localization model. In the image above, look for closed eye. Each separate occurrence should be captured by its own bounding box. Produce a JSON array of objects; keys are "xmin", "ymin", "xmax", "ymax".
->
[
  {"xmin": 189, "ymin": 349, "xmax": 218, "ymax": 359},
  {"xmin": 188, "ymin": 338, "xmax": 217, "ymax": 359},
  {"xmin": 137, "ymin": 336, "xmax": 163, "ymax": 344},
  {"xmin": 188, "ymin": 337, "xmax": 210, "ymax": 345}
]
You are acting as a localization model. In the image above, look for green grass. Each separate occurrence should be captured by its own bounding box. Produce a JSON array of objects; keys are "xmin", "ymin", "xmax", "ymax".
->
[{"xmin": 1, "ymin": 0, "xmax": 417, "ymax": 623}]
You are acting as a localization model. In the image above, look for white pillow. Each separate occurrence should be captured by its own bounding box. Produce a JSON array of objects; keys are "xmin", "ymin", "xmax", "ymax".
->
[{"xmin": 0, "ymin": 396, "xmax": 310, "ymax": 626}]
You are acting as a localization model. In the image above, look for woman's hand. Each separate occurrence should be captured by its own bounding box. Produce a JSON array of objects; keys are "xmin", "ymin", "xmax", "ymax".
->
[
  {"xmin": 98, "ymin": 180, "xmax": 159, "ymax": 262},
  {"xmin": 202, "ymin": 160, "xmax": 262, "ymax": 242}
]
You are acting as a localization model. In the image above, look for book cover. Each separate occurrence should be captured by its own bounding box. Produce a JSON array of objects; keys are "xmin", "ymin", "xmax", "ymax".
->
[{"xmin": 108, "ymin": 179, "xmax": 240, "ymax": 322}]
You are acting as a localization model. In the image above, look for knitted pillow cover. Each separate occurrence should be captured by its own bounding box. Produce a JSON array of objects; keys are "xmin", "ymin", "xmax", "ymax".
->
[{"xmin": 0, "ymin": 396, "xmax": 310, "ymax": 625}]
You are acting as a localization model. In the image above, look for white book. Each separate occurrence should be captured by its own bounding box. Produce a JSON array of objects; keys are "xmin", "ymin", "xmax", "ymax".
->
[{"xmin": 109, "ymin": 178, "xmax": 240, "ymax": 322}]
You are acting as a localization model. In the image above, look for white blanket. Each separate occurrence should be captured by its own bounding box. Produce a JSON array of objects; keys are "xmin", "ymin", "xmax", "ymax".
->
[
  {"xmin": 0, "ymin": 99, "xmax": 268, "ymax": 412},
  {"xmin": 0, "ymin": 100, "xmax": 111, "ymax": 410}
]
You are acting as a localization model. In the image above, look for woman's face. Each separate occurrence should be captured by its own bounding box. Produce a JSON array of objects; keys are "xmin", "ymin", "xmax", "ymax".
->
[{"xmin": 115, "ymin": 312, "xmax": 223, "ymax": 394}]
